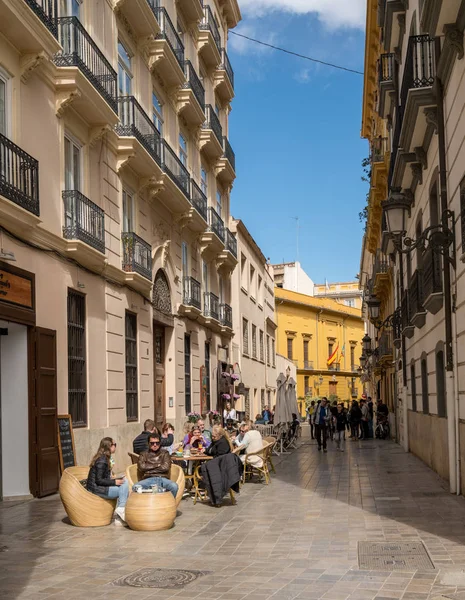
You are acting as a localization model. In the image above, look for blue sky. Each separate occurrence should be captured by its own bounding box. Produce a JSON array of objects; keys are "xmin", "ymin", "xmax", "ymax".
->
[{"xmin": 228, "ymin": 0, "xmax": 368, "ymax": 284}]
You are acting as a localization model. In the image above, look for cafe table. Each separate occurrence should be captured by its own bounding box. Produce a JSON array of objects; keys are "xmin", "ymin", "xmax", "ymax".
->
[{"xmin": 171, "ymin": 453, "xmax": 212, "ymax": 503}]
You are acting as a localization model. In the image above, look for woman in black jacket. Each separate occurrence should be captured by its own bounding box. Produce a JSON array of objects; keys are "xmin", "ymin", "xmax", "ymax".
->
[
  {"xmin": 205, "ymin": 425, "xmax": 232, "ymax": 457},
  {"xmin": 86, "ymin": 437, "xmax": 129, "ymax": 524}
]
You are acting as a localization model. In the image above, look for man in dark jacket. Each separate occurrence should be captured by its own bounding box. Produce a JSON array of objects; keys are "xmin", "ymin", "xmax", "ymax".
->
[
  {"xmin": 200, "ymin": 453, "xmax": 243, "ymax": 506},
  {"xmin": 136, "ymin": 434, "xmax": 178, "ymax": 498},
  {"xmin": 133, "ymin": 419, "xmax": 174, "ymax": 454}
]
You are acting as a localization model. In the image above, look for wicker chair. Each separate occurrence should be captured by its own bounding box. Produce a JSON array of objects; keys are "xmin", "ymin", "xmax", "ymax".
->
[
  {"xmin": 263, "ymin": 436, "xmax": 277, "ymax": 474},
  {"xmin": 242, "ymin": 442, "xmax": 271, "ymax": 484},
  {"xmin": 126, "ymin": 463, "xmax": 185, "ymax": 507},
  {"xmin": 128, "ymin": 451, "xmax": 139, "ymax": 464},
  {"xmin": 59, "ymin": 466, "xmax": 116, "ymax": 527}
]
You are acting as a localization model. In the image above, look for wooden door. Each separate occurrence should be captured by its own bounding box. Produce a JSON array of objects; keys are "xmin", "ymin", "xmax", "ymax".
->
[
  {"xmin": 153, "ymin": 326, "xmax": 165, "ymax": 430},
  {"xmin": 329, "ymin": 381, "xmax": 338, "ymax": 397},
  {"xmin": 29, "ymin": 327, "xmax": 59, "ymax": 497}
]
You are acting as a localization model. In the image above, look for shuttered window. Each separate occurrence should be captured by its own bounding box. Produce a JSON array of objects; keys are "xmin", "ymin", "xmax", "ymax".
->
[
  {"xmin": 125, "ymin": 312, "xmax": 138, "ymax": 422},
  {"xmin": 67, "ymin": 290, "xmax": 87, "ymax": 427}
]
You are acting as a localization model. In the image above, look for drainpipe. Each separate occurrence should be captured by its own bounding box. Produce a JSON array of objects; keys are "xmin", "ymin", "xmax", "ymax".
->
[
  {"xmin": 452, "ymin": 289, "xmax": 461, "ymax": 495},
  {"xmin": 435, "ymin": 38, "xmax": 457, "ymax": 494}
]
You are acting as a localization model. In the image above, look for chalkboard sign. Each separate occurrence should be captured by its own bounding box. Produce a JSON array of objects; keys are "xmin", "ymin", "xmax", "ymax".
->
[{"xmin": 57, "ymin": 415, "xmax": 76, "ymax": 472}]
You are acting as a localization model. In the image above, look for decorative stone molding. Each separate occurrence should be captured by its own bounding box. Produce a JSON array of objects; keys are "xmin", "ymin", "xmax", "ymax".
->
[
  {"xmin": 116, "ymin": 152, "xmax": 135, "ymax": 172},
  {"xmin": 56, "ymin": 89, "xmax": 81, "ymax": 118},
  {"xmin": 139, "ymin": 176, "xmax": 165, "ymax": 200},
  {"xmin": 20, "ymin": 52, "xmax": 47, "ymax": 84},
  {"xmin": 424, "ymin": 107, "xmax": 438, "ymax": 133},
  {"xmin": 161, "ymin": 240, "xmax": 171, "ymax": 269},
  {"xmin": 302, "ymin": 333, "xmax": 313, "ymax": 339},
  {"xmin": 444, "ymin": 25, "xmax": 464, "ymax": 60},
  {"xmin": 414, "ymin": 146, "xmax": 428, "ymax": 170},
  {"xmin": 285, "ymin": 330, "xmax": 297, "ymax": 337},
  {"xmin": 89, "ymin": 125, "xmax": 112, "ymax": 147},
  {"xmin": 410, "ymin": 162, "xmax": 423, "ymax": 186},
  {"xmin": 173, "ymin": 208, "xmax": 194, "ymax": 230}
]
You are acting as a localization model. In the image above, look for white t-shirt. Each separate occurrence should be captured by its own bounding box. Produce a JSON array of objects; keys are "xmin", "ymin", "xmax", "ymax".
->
[
  {"xmin": 223, "ymin": 408, "xmax": 237, "ymax": 421},
  {"xmin": 240, "ymin": 430, "xmax": 264, "ymax": 467}
]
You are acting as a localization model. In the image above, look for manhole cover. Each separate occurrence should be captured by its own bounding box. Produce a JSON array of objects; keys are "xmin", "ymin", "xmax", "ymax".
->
[
  {"xmin": 358, "ymin": 541, "xmax": 435, "ymax": 571},
  {"xmin": 111, "ymin": 568, "xmax": 210, "ymax": 589}
]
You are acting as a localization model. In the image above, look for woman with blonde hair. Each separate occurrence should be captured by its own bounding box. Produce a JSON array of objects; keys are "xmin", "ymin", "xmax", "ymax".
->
[
  {"xmin": 205, "ymin": 425, "xmax": 231, "ymax": 457},
  {"xmin": 86, "ymin": 437, "xmax": 129, "ymax": 525}
]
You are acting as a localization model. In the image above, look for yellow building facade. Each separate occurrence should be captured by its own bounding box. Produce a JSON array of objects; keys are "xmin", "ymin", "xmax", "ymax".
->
[{"xmin": 275, "ymin": 288, "xmax": 365, "ymax": 414}]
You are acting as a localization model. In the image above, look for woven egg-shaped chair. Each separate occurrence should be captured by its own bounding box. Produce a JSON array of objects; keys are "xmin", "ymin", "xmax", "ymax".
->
[
  {"xmin": 126, "ymin": 463, "xmax": 185, "ymax": 507},
  {"xmin": 59, "ymin": 466, "xmax": 116, "ymax": 527}
]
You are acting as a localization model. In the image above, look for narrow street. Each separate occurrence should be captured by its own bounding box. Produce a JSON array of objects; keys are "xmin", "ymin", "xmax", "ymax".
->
[{"xmin": 2, "ymin": 429, "xmax": 465, "ymax": 600}]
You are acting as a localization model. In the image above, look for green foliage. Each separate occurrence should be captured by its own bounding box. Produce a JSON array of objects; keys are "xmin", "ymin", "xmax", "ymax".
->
[{"xmin": 359, "ymin": 156, "xmax": 371, "ymax": 231}]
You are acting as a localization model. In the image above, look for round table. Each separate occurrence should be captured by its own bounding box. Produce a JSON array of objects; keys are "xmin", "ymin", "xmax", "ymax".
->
[
  {"xmin": 125, "ymin": 490, "xmax": 176, "ymax": 531},
  {"xmin": 171, "ymin": 454, "xmax": 212, "ymax": 503}
]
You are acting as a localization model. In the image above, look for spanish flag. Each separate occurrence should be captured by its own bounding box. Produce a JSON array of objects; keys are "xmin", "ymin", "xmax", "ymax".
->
[{"xmin": 327, "ymin": 343, "xmax": 339, "ymax": 367}]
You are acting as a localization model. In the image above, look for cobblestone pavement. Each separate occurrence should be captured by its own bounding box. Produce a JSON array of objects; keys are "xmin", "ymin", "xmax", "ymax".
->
[{"xmin": 3, "ymin": 429, "xmax": 465, "ymax": 600}]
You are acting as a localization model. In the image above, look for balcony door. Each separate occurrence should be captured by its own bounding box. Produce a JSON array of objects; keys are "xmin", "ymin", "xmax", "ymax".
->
[
  {"xmin": 153, "ymin": 326, "xmax": 166, "ymax": 430},
  {"xmin": 60, "ymin": 0, "xmax": 82, "ymax": 54},
  {"xmin": 60, "ymin": 0, "xmax": 81, "ymax": 17},
  {"xmin": 64, "ymin": 135, "xmax": 81, "ymax": 231},
  {"xmin": 118, "ymin": 42, "xmax": 133, "ymax": 97}
]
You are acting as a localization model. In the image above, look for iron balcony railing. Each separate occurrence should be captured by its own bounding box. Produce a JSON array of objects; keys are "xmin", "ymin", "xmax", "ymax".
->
[
  {"xmin": 374, "ymin": 249, "xmax": 389, "ymax": 277},
  {"xmin": 223, "ymin": 136, "xmax": 235, "ymax": 170},
  {"xmin": 204, "ymin": 291, "xmax": 219, "ymax": 320},
  {"xmin": 423, "ymin": 246, "xmax": 443, "ymax": 299},
  {"xmin": 190, "ymin": 179, "xmax": 207, "ymax": 221},
  {"xmin": 220, "ymin": 48, "xmax": 234, "ymax": 88},
  {"xmin": 409, "ymin": 268, "xmax": 425, "ymax": 316},
  {"xmin": 0, "ymin": 132, "xmax": 39, "ymax": 216},
  {"xmin": 183, "ymin": 276, "xmax": 201, "ymax": 310},
  {"xmin": 220, "ymin": 303, "xmax": 232, "ymax": 328},
  {"xmin": 24, "ymin": 0, "xmax": 58, "ymax": 37},
  {"xmin": 378, "ymin": 330, "xmax": 393, "ymax": 359},
  {"xmin": 162, "ymin": 140, "xmax": 190, "ymax": 197},
  {"xmin": 121, "ymin": 232, "xmax": 152, "ymax": 280},
  {"xmin": 400, "ymin": 34, "xmax": 436, "ymax": 114},
  {"xmin": 225, "ymin": 228, "xmax": 237, "ymax": 257},
  {"xmin": 207, "ymin": 206, "xmax": 225, "ymax": 242},
  {"xmin": 154, "ymin": 7, "xmax": 184, "ymax": 68},
  {"xmin": 183, "ymin": 60, "xmax": 205, "ymax": 109},
  {"xmin": 200, "ymin": 5, "xmax": 221, "ymax": 53},
  {"xmin": 371, "ymin": 137, "xmax": 388, "ymax": 163},
  {"xmin": 62, "ymin": 190, "xmax": 105, "ymax": 253},
  {"xmin": 54, "ymin": 17, "xmax": 117, "ymax": 112},
  {"xmin": 388, "ymin": 106, "xmax": 402, "ymax": 190},
  {"xmin": 379, "ymin": 52, "xmax": 396, "ymax": 84},
  {"xmin": 328, "ymin": 363, "xmax": 340, "ymax": 372},
  {"xmin": 116, "ymin": 96, "xmax": 162, "ymax": 165},
  {"xmin": 303, "ymin": 360, "xmax": 314, "ymax": 370},
  {"xmin": 203, "ymin": 104, "xmax": 223, "ymax": 145},
  {"xmin": 401, "ymin": 289, "xmax": 412, "ymax": 331}
]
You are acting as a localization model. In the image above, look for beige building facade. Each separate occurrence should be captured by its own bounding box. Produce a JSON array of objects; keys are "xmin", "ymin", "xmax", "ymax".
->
[
  {"xmin": 313, "ymin": 281, "xmax": 363, "ymax": 310},
  {"xmin": 361, "ymin": 0, "xmax": 465, "ymax": 493},
  {"xmin": 231, "ymin": 219, "xmax": 277, "ymax": 421},
  {"xmin": 0, "ymin": 0, "xmax": 240, "ymax": 499}
]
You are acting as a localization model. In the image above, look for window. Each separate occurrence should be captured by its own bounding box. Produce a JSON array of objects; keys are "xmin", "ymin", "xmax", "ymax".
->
[
  {"xmin": 258, "ymin": 276, "xmax": 263, "ymax": 305},
  {"xmin": 202, "ymin": 260, "xmax": 208, "ymax": 293},
  {"xmin": 184, "ymin": 334, "xmax": 191, "ymax": 413},
  {"xmin": 287, "ymin": 338, "xmax": 293, "ymax": 360},
  {"xmin": 303, "ymin": 340, "xmax": 309, "ymax": 365},
  {"xmin": 252, "ymin": 325, "xmax": 257, "ymax": 358},
  {"xmin": 215, "ymin": 103, "xmax": 220, "ymax": 117},
  {"xmin": 205, "ymin": 342, "xmax": 211, "ymax": 411},
  {"xmin": 219, "ymin": 275, "xmax": 224, "ymax": 303},
  {"xmin": 411, "ymin": 362, "xmax": 417, "ymax": 411},
  {"xmin": 242, "ymin": 318, "xmax": 249, "ymax": 355},
  {"xmin": 304, "ymin": 376, "xmax": 309, "ymax": 395},
  {"xmin": 250, "ymin": 265, "xmax": 256, "ymax": 298},
  {"xmin": 259, "ymin": 330, "xmax": 264, "ymax": 362},
  {"xmin": 350, "ymin": 346, "xmax": 355, "ymax": 371},
  {"xmin": 177, "ymin": 20, "xmax": 185, "ymax": 45},
  {"xmin": 118, "ymin": 41, "xmax": 132, "ymax": 96},
  {"xmin": 272, "ymin": 338, "xmax": 276, "ymax": 367},
  {"xmin": 266, "ymin": 335, "xmax": 270, "ymax": 365},
  {"xmin": 430, "ymin": 180, "xmax": 440, "ymax": 227},
  {"xmin": 240, "ymin": 254, "xmax": 247, "ymax": 290},
  {"xmin": 182, "ymin": 241, "xmax": 189, "ymax": 278},
  {"xmin": 421, "ymin": 355, "xmax": 429, "ymax": 414},
  {"xmin": 344, "ymin": 299, "xmax": 355, "ymax": 307},
  {"xmin": 179, "ymin": 132, "xmax": 188, "ymax": 167},
  {"xmin": 216, "ymin": 190, "xmax": 222, "ymax": 217},
  {"xmin": 436, "ymin": 349, "xmax": 446, "ymax": 417},
  {"xmin": 0, "ymin": 69, "xmax": 10, "ymax": 136},
  {"xmin": 64, "ymin": 135, "xmax": 81, "ymax": 191},
  {"xmin": 60, "ymin": 0, "xmax": 81, "ymax": 17},
  {"xmin": 200, "ymin": 167, "xmax": 208, "ymax": 196},
  {"xmin": 328, "ymin": 342, "xmax": 334, "ymax": 359},
  {"xmin": 122, "ymin": 189, "xmax": 134, "ymax": 233},
  {"xmin": 152, "ymin": 91, "xmax": 163, "ymax": 134},
  {"xmin": 68, "ymin": 290, "xmax": 86, "ymax": 427},
  {"xmin": 125, "ymin": 312, "xmax": 138, "ymax": 422}
]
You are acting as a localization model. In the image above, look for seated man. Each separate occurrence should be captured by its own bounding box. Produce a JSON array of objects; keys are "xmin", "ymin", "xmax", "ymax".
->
[
  {"xmin": 197, "ymin": 418, "xmax": 212, "ymax": 445},
  {"xmin": 133, "ymin": 419, "xmax": 174, "ymax": 454},
  {"xmin": 225, "ymin": 418, "xmax": 238, "ymax": 440},
  {"xmin": 236, "ymin": 421, "xmax": 264, "ymax": 467},
  {"xmin": 136, "ymin": 434, "xmax": 178, "ymax": 498}
]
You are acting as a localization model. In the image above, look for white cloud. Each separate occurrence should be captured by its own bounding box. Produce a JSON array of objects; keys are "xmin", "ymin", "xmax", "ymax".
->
[
  {"xmin": 239, "ymin": 0, "xmax": 366, "ymax": 30},
  {"xmin": 229, "ymin": 23, "xmax": 277, "ymax": 55}
]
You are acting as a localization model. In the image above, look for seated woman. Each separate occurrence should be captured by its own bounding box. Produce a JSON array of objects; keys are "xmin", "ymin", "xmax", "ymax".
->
[
  {"xmin": 225, "ymin": 418, "xmax": 238, "ymax": 440},
  {"xmin": 205, "ymin": 425, "xmax": 232, "ymax": 457},
  {"xmin": 161, "ymin": 422, "xmax": 181, "ymax": 454},
  {"xmin": 255, "ymin": 413, "xmax": 266, "ymax": 425},
  {"xmin": 184, "ymin": 426, "xmax": 205, "ymax": 451},
  {"xmin": 86, "ymin": 437, "xmax": 129, "ymax": 525}
]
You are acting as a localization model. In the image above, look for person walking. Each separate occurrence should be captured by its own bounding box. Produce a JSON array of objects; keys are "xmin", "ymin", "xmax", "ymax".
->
[
  {"xmin": 367, "ymin": 398, "xmax": 374, "ymax": 439},
  {"xmin": 349, "ymin": 400, "xmax": 362, "ymax": 440},
  {"xmin": 360, "ymin": 399, "xmax": 370, "ymax": 440},
  {"xmin": 334, "ymin": 404, "xmax": 348, "ymax": 451},
  {"xmin": 307, "ymin": 400, "xmax": 316, "ymax": 439},
  {"xmin": 313, "ymin": 397, "xmax": 331, "ymax": 452}
]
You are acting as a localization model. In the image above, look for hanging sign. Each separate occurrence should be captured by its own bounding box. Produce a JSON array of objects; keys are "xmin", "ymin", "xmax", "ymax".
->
[{"xmin": 0, "ymin": 268, "xmax": 33, "ymax": 309}]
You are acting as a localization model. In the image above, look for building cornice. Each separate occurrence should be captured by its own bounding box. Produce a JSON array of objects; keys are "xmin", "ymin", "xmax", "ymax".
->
[
  {"xmin": 361, "ymin": 0, "xmax": 380, "ymax": 139},
  {"xmin": 275, "ymin": 294, "xmax": 363, "ymax": 322}
]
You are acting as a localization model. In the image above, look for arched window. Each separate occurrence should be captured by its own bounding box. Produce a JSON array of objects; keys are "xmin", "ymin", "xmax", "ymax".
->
[
  {"xmin": 152, "ymin": 269, "xmax": 172, "ymax": 315},
  {"xmin": 421, "ymin": 353, "xmax": 429, "ymax": 414},
  {"xmin": 436, "ymin": 345, "xmax": 446, "ymax": 417},
  {"xmin": 410, "ymin": 361, "xmax": 417, "ymax": 412}
]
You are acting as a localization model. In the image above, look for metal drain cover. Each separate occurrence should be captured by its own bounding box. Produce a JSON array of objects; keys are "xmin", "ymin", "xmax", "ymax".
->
[
  {"xmin": 358, "ymin": 541, "xmax": 435, "ymax": 571},
  {"xmin": 111, "ymin": 568, "xmax": 210, "ymax": 589}
]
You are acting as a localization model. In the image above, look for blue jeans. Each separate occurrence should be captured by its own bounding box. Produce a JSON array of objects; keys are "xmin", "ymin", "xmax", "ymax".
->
[
  {"xmin": 106, "ymin": 480, "xmax": 129, "ymax": 507},
  {"xmin": 135, "ymin": 477, "xmax": 178, "ymax": 499}
]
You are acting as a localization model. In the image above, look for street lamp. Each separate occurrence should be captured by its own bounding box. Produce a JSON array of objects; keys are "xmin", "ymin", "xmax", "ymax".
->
[
  {"xmin": 362, "ymin": 334, "xmax": 372, "ymax": 355},
  {"xmin": 359, "ymin": 354, "xmax": 367, "ymax": 368},
  {"xmin": 366, "ymin": 295, "xmax": 381, "ymax": 322},
  {"xmin": 381, "ymin": 188, "xmax": 412, "ymax": 238}
]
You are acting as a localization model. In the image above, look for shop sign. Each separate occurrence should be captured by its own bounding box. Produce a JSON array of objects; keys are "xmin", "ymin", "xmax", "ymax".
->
[{"xmin": 0, "ymin": 268, "xmax": 33, "ymax": 309}]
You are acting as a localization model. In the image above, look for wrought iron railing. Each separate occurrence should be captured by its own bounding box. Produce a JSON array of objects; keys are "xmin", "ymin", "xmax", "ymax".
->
[
  {"xmin": 183, "ymin": 276, "xmax": 201, "ymax": 309},
  {"xmin": 154, "ymin": 7, "xmax": 184, "ymax": 68},
  {"xmin": 220, "ymin": 303, "xmax": 232, "ymax": 328},
  {"xmin": 183, "ymin": 60, "xmax": 205, "ymax": 109},
  {"xmin": 55, "ymin": 17, "xmax": 117, "ymax": 112},
  {"xmin": 225, "ymin": 228, "xmax": 237, "ymax": 257},
  {"xmin": 423, "ymin": 246, "xmax": 443, "ymax": 299},
  {"xmin": 62, "ymin": 190, "xmax": 105, "ymax": 253},
  {"xmin": 220, "ymin": 48, "xmax": 234, "ymax": 88},
  {"xmin": 374, "ymin": 249, "xmax": 389, "ymax": 277},
  {"xmin": 371, "ymin": 137, "xmax": 388, "ymax": 163},
  {"xmin": 203, "ymin": 104, "xmax": 223, "ymax": 145},
  {"xmin": 190, "ymin": 179, "xmax": 207, "ymax": 221},
  {"xmin": 379, "ymin": 53, "xmax": 396, "ymax": 84},
  {"xmin": 328, "ymin": 363, "xmax": 340, "ymax": 371},
  {"xmin": 223, "ymin": 136, "xmax": 235, "ymax": 170},
  {"xmin": 409, "ymin": 268, "xmax": 425, "ymax": 316},
  {"xmin": 401, "ymin": 34, "xmax": 436, "ymax": 112},
  {"xmin": 121, "ymin": 232, "xmax": 152, "ymax": 280},
  {"xmin": 0, "ymin": 133, "xmax": 39, "ymax": 216},
  {"xmin": 388, "ymin": 106, "xmax": 402, "ymax": 191},
  {"xmin": 162, "ymin": 140, "xmax": 190, "ymax": 197},
  {"xmin": 200, "ymin": 5, "xmax": 221, "ymax": 53},
  {"xmin": 401, "ymin": 289, "xmax": 411, "ymax": 331},
  {"xmin": 24, "ymin": 0, "xmax": 58, "ymax": 36},
  {"xmin": 207, "ymin": 206, "xmax": 224, "ymax": 241},
  {"xmin": 116, "ymin": 96, "xmax": 162, "ymax": 165},
  {"xmin": 303, "ymin": 360, "xmax": 314, "ymax": 370},
  {"xmin": 204, "ymin": 291, "xmax": 219, "ymax": 320}
]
